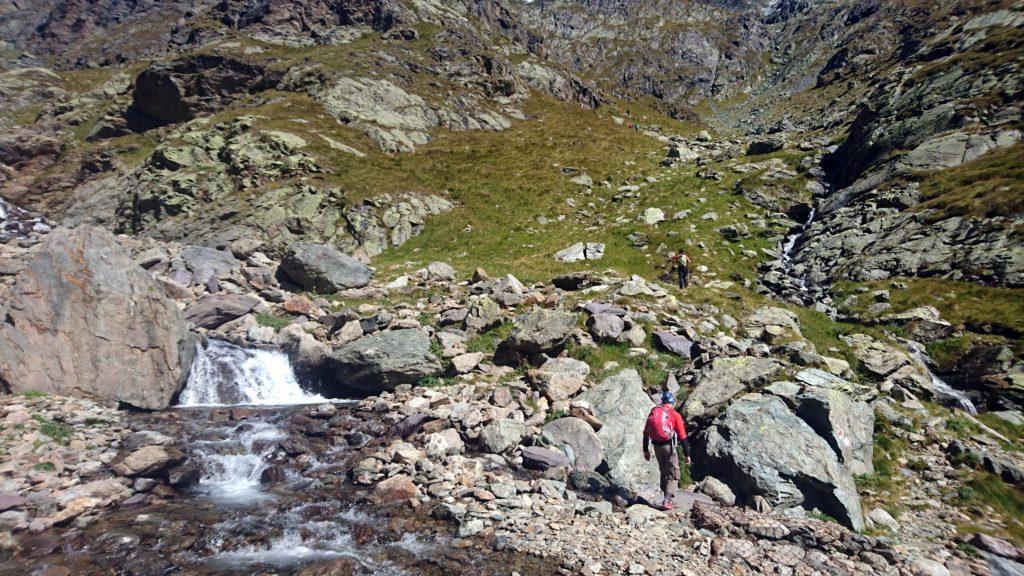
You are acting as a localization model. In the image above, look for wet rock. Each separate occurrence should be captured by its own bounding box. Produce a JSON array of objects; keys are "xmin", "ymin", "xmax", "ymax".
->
[
  {"xmin": 279, "ymin": 242, "xmax": 373, "ymax": 293},
  {"xmin": 115, "ymin": 445, "xmax": 186, "ymax": 477},
  {"xmin": 0, "ymin": 226, "xmax": 194, "ymax": 410},
  {"xmin": 259, "ymin": 465, "xmax": 288, "ymax": 484},
  {"xmin": 369, "ymin": 474, "xmax": 421, "ymax": 505}
]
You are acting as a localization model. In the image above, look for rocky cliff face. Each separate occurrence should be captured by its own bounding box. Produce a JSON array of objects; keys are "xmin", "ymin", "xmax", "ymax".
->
[{"xmin": 512, "ymin": 0, "xmax": 770, "ymax": 117}]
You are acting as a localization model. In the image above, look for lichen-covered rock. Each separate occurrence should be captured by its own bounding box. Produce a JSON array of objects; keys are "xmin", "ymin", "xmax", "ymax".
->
[
  {"xmin": 684, "ymin": 356, "xmax": 783, "ymax": 422},
  {"xmin": 694, "ymin": 394, "xmax": 864, "ymax": 531},
  {"xmin": 577, "ymin": 369, "xmax": 659, "ymax": 490},
  {"xmin": 541, "ymin": 417, "xmax": 604, "ymax": 472},
  {"xmin": 325, "ymin": 329, "xmax": 441, "ymax": 395},
  {"xmin": 503, "ymin": 307, "xmax": 577, "ymax": 356}
]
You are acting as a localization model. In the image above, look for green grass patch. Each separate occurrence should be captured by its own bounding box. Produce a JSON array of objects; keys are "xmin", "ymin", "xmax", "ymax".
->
[
  {"xmin": 976, "ymin": 413, "xmax": 1024, "ymax": 450},
  {"xmin": 570, "ymin": 340, "xmax": 684, "ymax": 389},
  {"xmin": 20, "ymin": 390, "xmax": 46, "ymax": 399},
  {"xmin": 33, "ymin": 416, "xmax": 73, "ymax": 445},
  {"xmin": 416, "ymin": 376, "xmax": 447, "ymax": 388},
  {"xmin": 256, "ymin": 313, "xmax": 293, "ymax": 330},
  {"xmin": 913, "ymin": 143, "xmax": 1024, "ymax": 222},
  {"xmin": 957, "ymin": 471, "xmax": 1024, "ymax": 546},
  {"xmin": 835, "ymin": 277, "xmax": 1024, "ymax": 338},
  {"xmin": 33, "ymin": 462, "xmax": 56, "ymax": 472}
]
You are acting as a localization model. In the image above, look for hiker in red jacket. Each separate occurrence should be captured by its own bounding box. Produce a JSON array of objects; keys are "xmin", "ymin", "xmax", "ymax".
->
[{"xmin": 643, "ymin": 391, "xmax": 691, "ymax": 511}]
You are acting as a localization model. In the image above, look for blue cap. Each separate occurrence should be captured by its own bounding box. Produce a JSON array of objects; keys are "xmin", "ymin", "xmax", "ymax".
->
[{"xmin": 661, "ymin": 391, "xmax": 675, "ymax": 405}]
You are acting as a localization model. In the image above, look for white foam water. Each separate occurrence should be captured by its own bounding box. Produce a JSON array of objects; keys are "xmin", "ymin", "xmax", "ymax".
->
[
  {"xmin": 178, "ymin": 339, "xmax": 327, "ymax": 407},
  {"xmin": 906, "ymin": 342, "xmax": 977, "ymax": 414},
  {"xmin": 192, "ymin": 420, "xmax": 287, "ymax": 504}
]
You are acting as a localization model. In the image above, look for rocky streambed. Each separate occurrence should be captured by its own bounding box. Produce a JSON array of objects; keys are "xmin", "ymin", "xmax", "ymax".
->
[{"xmin": 0, "ymin": 344, "xmax": 556, "ymax": 576}]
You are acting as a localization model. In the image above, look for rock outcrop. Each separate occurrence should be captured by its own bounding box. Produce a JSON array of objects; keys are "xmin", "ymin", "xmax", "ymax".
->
[
  {"xmin": 694, "ymin": 394, "xmax": 865, "ymax": 531},
  {"xmin": 0, "ymin": 226, "xmax": 194, "ymax": 409}
]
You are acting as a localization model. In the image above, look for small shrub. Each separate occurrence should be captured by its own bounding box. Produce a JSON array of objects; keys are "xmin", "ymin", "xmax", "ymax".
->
[
  {"xmin": 21, "ymin": 390, "xmax": 46, "ymax": 399},
  {"xmin": 545, "ymin": 410, "xmax": 568, "ymax": 424},
  {"xmin": 35, "ymin": 418, "xmax": 73, "ymax": 445},
  {"xmin": 417, "ymin": 376, "xmax": 446, "ymax": 388},
  {"xmin": 807, "ymin": 510, "xmax": 838, "ymax": 524},
  {"xmin": 957, "ymin": 485, "xmax": 977, "ymax": 501},
  {"xmin": 33, "ymin": 462, "xmax": 55, "ymax": 472}
]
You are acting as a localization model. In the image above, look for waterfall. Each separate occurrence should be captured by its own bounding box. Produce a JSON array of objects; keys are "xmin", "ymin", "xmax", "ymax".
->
[
  {"xmin": 905, "ymin": 342, "xmax": 977, "ymax": 414},
  {"xmin": 178, "ymin": 339, "xmax": 328, "ymax": 407},
  {"xmin": 780, "ymin": 207, "xmax": 817, "ymax": 292}
]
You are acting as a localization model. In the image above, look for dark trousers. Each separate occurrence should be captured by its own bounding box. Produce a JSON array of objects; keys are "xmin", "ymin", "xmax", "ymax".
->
[
  {"xmin": 653, "ymin": 442, "xmax": 680, "ymax": 504},
  {"xmin": 677, "ymin": 266, "xmax": 689, "ymax": 288}
]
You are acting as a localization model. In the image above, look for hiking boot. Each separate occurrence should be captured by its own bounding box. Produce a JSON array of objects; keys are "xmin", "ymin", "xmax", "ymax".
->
[{"xmin": 661, "ymin": 501, "xmax": 675, "ymax": 511}]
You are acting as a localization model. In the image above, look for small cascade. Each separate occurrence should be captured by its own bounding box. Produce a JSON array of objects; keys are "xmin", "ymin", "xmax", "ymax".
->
[
  {"xmin": 191, "ymin": 419, "xmax": 287, "ymax": 504},
  {"xmin": 178, "ymin": 339, "xmax": 327, "ymax": 407},
  {"xmin": 780, "ymin": 207, "xmax": 816, "ymax": 291},
  {"xmin": 905, "ymin": 342, "xmax": 977, "ymax": 414}
]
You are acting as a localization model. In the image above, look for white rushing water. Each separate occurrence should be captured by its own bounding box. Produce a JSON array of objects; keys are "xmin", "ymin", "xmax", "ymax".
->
[
  {"xmin": 905, "ymin": 342, "xmax": 977, "ymax": 414},
  {"xmin": 178, "ymin": 339, "xmax": 327, "ymax": 407},
  {"xmin": 779, "ymin": 208, "xmax": 816, "ymax": 293},
  {"xmin": 192, "ymin": 419, "xmax": 287, "ymax": 504}
]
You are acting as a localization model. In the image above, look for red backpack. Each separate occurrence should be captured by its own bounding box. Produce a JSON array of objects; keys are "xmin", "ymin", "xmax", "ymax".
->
[{"xmin": 646, "ymin": 405, "xmax": 676, "ymax": 443}]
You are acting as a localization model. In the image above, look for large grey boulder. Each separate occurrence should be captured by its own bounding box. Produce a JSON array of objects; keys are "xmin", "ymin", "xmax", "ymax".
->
[
  {"xmin": 0, "ymin": 226, "xmax": 194, "ymax": 409},
  {"xmin": 279, "ymin": 242, "xmax": 373, "ymax": 293},
  {"xmin": 653, "ymin": 331, "xmax": 695, "ymax": 358},
  {"xmin": 177, "ymin": 245, "xmax": 240, "ymax": 285},
  {"xmin": 577, "ymin": 369, "xmax": 659, "ymax": 489},
  {"xmin": 542, "ymin": 417, "xmax": 604, "ymax": 472},
  {"xmin": 184, "ymin": 294, "xmax": 259, "ymax": 329},
  {"xmin": 796, "ymin": 387, "xmax": 875, "ymax": 476},
  {"xmin": 587, "ymin": 313, "xmax": 624, "ymax": 343},
  {"xmin": 684, "ymin": 356, "xmax": 783, "ymax": 422},
  {"xmin": 503, "ymin": 307, "xmax": 577, "ymax": 356},
  {"xmin": 325, "ymin": 329, "xmax": 441, "ymax": 394},
  {"xmin": 478, "ymin": 419, "xmax": 529, "ymax": 454},
  {"xmin": 694, "ymin": 394, "xmax": 864, "ymax": 531}
]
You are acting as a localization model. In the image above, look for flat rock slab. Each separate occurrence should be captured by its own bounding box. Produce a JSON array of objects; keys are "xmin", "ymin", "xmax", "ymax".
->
[{"xmin": 184, "ymin": 294, "xmax": 259, "ymax": 328}]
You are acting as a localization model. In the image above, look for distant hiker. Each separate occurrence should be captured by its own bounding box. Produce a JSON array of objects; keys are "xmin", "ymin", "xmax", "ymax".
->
[
  {"xmin": 672, "ymin": 251, "xmax": 691, "ymax": 288},
  {"xmin": 643, "ymin": 391, "xmax": 691, "ymax": 511}
]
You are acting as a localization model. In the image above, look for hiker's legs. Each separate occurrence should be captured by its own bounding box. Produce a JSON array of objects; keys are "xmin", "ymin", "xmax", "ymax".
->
[
  {"xmin": 677, "ymin": 267, "xmax": 685, "ymax": 289},
  {"xmin": 653, "ymin": 443, "xmax": 679, "ymax": 504},
  {"xmin": 682, "ymin": 267, "xmax": 689, "ymax": 288}
]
